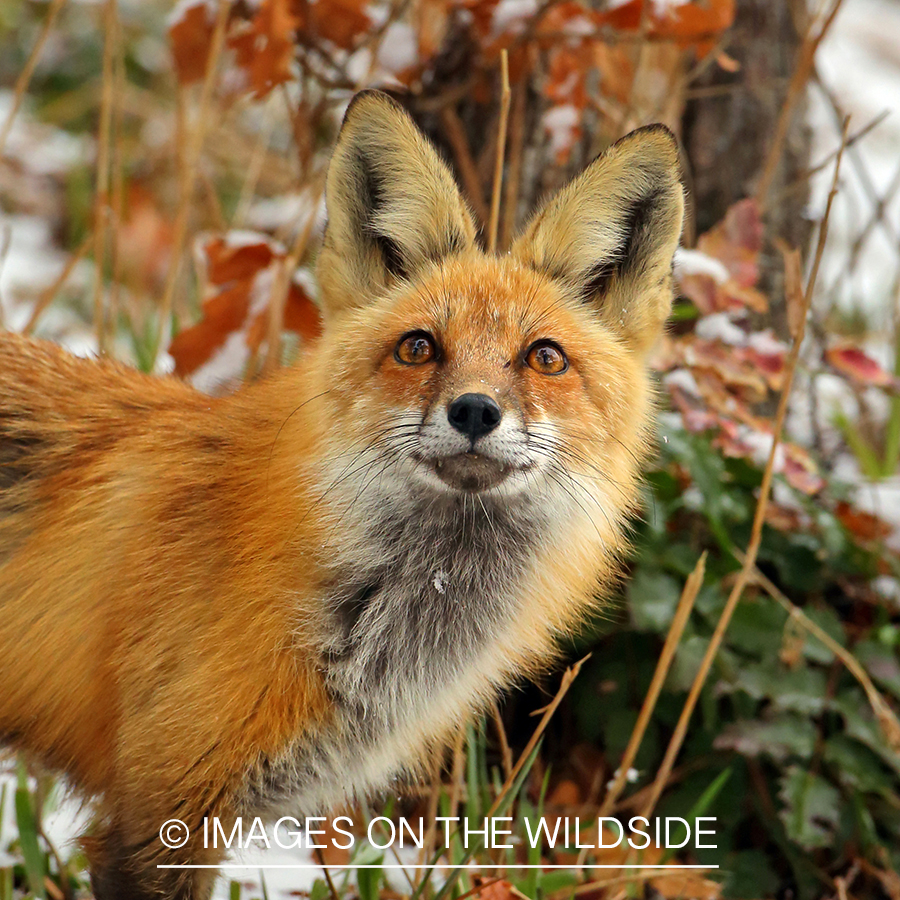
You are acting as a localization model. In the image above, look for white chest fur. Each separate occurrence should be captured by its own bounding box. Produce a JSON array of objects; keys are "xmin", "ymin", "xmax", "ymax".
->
[{"xmin": 242, "ymin": 492, "xmax": 545, "ymax": 817}]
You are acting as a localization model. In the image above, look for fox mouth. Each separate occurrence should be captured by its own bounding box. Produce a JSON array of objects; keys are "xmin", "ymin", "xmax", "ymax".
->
[{"xmin": 414, "ymin": 452, "xmax": 529, "ymax": 492}]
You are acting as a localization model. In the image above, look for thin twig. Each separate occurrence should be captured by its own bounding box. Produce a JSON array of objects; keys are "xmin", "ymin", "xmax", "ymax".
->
[
  {"xmin": 491, "ymin": 700, "xmax": 513, "ymax": 781},
  {"xmin": 235, "ymin": 108, "xmax": 277, "ymax": 226},
  {"xmin": 0, "ymin": 0, "xmax": 68, "ymax": 157},
  {"xmin": 418, "ymin": 752, "xmax": 443, "ymax": 882},
  {"xmin": 756, "ymin": 0, "xmax": 845, "ymax": 206},
  {"xmin": 484, "ymin": 655, "xmax": 588, "ymax": 821},
  {"xmin": 500, "ymin": 78, "xmax": 526, "ymax": 252},
  {"xmin": 24, "ymin": 232, "xmax": 93, "ymax": 335},
  {"xmin": 741, "ymin": 552, "xmax": 900, "ymax": 752},
  {"xmin": 92, "ymin": 0, "xmax": 117, "ymax": 354},
  {"xmin": 439, "ymin": 105, "xmax": 489, "ymax": 228},
  {"xmin": 106, "ymin": 19, "xmax": 126, "ymax": 353},
  {"xmin": 429, "ymin": 657, "xmax": 589, "ymax": 900},
  {"xmin": 448, "ymin": 726, "xmax": 466, "ymax": 823},
  {"xmin": 153, "ymin": 0, "xmax": 230, "ymax": 368},
  {"xmin": 488, "ymin": 50, "xmax": 511, "ymax": 255},
  {"xmin": 771, "ymin": 108, "xmax": 888, "ymax": 208},
  {"xmin": 313, "ymin": 847, "xmax": 341, "ymax": 900},
  {"xmin": 262, "ymin": 179, "xmax": 323, "ymax": 375},
  {"xmin": 598, "ymin": 554, "xmax": 707, "ymax": 819},
  {"xmin": 635, "ymin": 119, "xmax": 849, "ymax": 830}
]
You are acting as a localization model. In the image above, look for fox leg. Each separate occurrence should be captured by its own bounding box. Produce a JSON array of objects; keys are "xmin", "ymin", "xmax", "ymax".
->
[{"xmin": 86, "ymin": 819, "xmax": 221, "ymax": 900}]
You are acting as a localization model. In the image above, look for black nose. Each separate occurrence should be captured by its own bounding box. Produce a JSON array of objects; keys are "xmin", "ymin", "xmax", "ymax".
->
[{"xmin": 447, "ymin": 393, "xmax": 502, "ymax": 441}]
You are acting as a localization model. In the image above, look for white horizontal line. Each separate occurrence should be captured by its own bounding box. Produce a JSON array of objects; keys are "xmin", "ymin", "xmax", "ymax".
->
[{"xmin": 157, "ymin": 864, "xmax": 719, "ymax": 870}]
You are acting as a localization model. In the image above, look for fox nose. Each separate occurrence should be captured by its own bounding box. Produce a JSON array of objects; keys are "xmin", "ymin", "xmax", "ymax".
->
[{"xmin": 448, "ymin": 393, "xmax": 502, "ymax": 441}]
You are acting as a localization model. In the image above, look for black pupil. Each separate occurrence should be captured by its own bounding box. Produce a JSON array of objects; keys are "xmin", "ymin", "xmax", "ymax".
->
[
  {"xmin": 538, "ymin": 346, "xmax": 556, "ymax": 366},
  {"xmin": 409, "ymin": 338, "xmax": 429, "ymax": 359}
]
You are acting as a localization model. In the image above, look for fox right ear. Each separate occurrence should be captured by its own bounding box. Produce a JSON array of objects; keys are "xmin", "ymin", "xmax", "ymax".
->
[
  {"xmin": 316, "ymin": 91, "xmax": 476, "ymax": 319},
  {"xmin": 511, "ymin": 126, "xmax": 684, "ymax": 356}
]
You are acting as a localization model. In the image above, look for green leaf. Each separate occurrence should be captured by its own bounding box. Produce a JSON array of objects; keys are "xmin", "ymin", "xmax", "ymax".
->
[
  {"xmin": 309, "ymin": 879, "xmax": 331, "ymax": 900},
  {"xmin": 798, "ymin": 606, "xmax": 846, "ymax": 664},
  {"xmin": 627, "ymin": 569, "xmax": 683, "ymax": 632},
  {"xmin": 854, "ymin": 640, "xmax": 900, "ymax": 701},
  {"xmin": 833, "ymin": 691, "xmax": 900, "ymax": 775},
  {"xmin": 719, "ymin": 661, "xmax": 828, "ymax": 715},
  {"xmin": 722, "ymin": 849, "xmax": 780, "ymax": 899},
  {"xmin": 355, "ymin": 848, "xmax": 384, "ymax": 900},
  {"xmin": 536, "ymin": 870, "xmax": 578, "ymax": 894},
  {"xmin": 714, "ymin": 715, "xmax": 817, "ymax": 762},
  {"xmin": 723, "ymin": 599, "xmax": 788, "ymax": 658},
  {"xmin": 777, "ymin": 767, "xmax": 840, "ymax": 850},
  {"xmin": 660, "ymin": 768, "xmax": 732, "ymax": 864}
]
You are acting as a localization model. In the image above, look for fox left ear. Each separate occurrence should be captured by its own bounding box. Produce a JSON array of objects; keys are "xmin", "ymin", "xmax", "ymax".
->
[
  {"xmin": 317, "ymin": 91, "xmax": 477, "ymax": 320},
  {"xmin": 511, "ymin": 125, "xmax": 684, "ymax": 356}
]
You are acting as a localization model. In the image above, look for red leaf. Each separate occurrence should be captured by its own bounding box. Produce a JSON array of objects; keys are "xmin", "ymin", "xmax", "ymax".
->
[
  {"xmin": 284, "ymin": 282, "xmax": 322, "ymax": 342},
  {"xmin": 678, "ymin": 199, "xmax": 767, "ymax": 314},
  {"xmin": 782, "ymin": 443, "xmax": 824, "ymax": 496},
  {"xmin": 826, "ymin": 342, "xmax": 897, "ymax": 388}
]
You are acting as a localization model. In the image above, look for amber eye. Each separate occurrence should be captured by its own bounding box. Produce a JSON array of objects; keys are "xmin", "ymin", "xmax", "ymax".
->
[
  {"xmin": 395, "ymin": 331, "xmax": 437, "ymax": 365},
  {"xmin": 525, "ymin": 340, "xmax": 568, "ymax": 375}
]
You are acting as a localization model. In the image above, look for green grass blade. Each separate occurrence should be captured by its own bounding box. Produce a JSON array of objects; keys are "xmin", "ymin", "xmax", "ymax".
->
[{"xmin": 14, "ymin": 763, "xmax": 46, "ymax": 899}]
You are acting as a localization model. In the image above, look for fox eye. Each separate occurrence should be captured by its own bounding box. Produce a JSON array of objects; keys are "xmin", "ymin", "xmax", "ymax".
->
[
  {"xmin": 525, "ymin": 340, "xmax": 568, "ymax": 375},
  {"xmin": 395, "ymin": 331, "xmax": 437, "ymax": 365}
]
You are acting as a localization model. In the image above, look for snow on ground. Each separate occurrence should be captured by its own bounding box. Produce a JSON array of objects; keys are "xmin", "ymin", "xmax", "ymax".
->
[
  {"xmin": 806, "ymin": 0, "xmax": 900, "ymax": 327},
  {"xmin": 801, "ymin": 0, "xmax": 900, "ymax": 542}
]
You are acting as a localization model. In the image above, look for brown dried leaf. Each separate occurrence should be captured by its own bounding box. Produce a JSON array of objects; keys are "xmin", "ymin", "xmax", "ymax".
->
[
  {"xmin": 305, "ymin": 0, "xmax": 372, "ymax": 51},
  {"xmin": 169, "ymin": 233, "xmax": 321, "ymax": 381},
  {"xmin": 169, "ymin": 280, "xmax": 253, "ymax": 377},
  {"xmin": 835, "ymin": 501, "xmax": 894, "ymax": 542},
  {"xmin": 546, "ymin": 778, "xmax": 582, "ymax": 806},
  {"xmin": 117, "ymin": 182, "xmax": 174, "ymax": 294},
  {"xmin": 229, "ymin": 0, "xmax": 301, "ymax": 98},
  {"xmin": 169, "ymin": 1, "xmax": 216, "ymax": 85},
  {"xmin": 473, "ymin": 879, "xmax": 516, "ymax": 900}
]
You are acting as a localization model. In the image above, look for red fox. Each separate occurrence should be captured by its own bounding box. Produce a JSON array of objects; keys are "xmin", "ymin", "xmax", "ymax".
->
[{"xmin": 0, "ymin": 91, "xmax": 683, "ymax": 898}]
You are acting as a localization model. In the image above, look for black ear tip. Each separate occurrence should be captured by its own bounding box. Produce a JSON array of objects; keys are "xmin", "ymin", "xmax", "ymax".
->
[
  {"xmin": 612, "ymin": 122, "xmax": 679, "ymax": 151},
  {"xmin": 638, "ymin": 122, "xmax": 677, "ymax": 139},
  {"xmin": 342, "ymin": 89, "xmax": 409, "ymax": 127}
]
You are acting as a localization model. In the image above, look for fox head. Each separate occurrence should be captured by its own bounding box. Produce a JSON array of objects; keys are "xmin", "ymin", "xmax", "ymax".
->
[{"xmin": 315, "ymin": 90, "xmax": 683, "ymax": 515}]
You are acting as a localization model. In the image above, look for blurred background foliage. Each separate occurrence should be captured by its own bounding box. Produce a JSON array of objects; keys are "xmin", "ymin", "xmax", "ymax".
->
[{"xmin": 2, "ymin": 1, "xmax": 900, "ymax": 899}]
